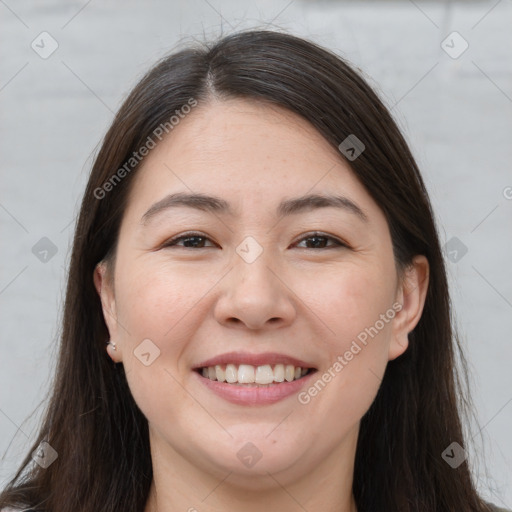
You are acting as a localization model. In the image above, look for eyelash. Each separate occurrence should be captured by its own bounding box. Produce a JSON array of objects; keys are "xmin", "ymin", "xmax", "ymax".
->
[{"xmin": 161, "ymin": 231, "xmax": 348, "ymax": 250}]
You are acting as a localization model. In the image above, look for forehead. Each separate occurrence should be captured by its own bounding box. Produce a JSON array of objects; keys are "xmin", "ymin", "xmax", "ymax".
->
[
  {"xmin": 141, "ymin": 98, "xmax": 341, "ymax": 175},
  {"xmin": 123, "ymin": 98, "xmax": 383, "ymax": 225}
]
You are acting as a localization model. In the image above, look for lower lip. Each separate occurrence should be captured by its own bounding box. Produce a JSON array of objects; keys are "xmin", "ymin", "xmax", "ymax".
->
[{"xmin": 193, "ymin": 370, "xmax": 318, "ymax": 405}]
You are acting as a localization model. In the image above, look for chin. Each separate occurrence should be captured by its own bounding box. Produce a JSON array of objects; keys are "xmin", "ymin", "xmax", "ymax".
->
[{"xmin": 203, "ymin": 439, "xmax": 308, "ymax": 486}]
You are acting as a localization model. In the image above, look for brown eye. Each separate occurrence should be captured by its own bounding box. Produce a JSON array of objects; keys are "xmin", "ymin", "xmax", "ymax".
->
[
  {"xmin": 294, "ymin": 233, "xmax": 347, "ymax": 249},
  {"xmin": 162, "ymin": 233, "xmax": 216, "ymax": 249}
]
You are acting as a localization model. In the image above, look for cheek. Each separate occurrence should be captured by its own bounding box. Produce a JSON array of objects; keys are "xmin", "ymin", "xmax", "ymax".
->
[
  {"xmin": 302, "ymin": 262, "xmax": 396, "ymax": 350},
  {"xmin": 116, "ymin": 262, "xmax": 204, "ymax": 340},
  {"xmin": 114, "ymin": 259, "xmax": 227, "ymax": 387},
  {"xmin": 296, "ymin": 264, "xmax": 395, "ymax": 421},
  {"xmin": 115, "ymin": 265, "xmax": 204, "ymax": 424}
]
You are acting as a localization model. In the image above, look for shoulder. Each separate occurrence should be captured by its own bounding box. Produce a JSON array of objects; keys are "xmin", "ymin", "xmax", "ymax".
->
[
  {"xmin": 486, "ymin": 503, "xmax": 512, "ymax": 512},
  {"xmin": 1, "ymin": 508, "xmax": 39, "ymax": 512}
]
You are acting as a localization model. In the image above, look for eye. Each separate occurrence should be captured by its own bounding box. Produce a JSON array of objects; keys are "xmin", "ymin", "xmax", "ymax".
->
[
  {"xmin": 161, "ymin": 231, "xmax": 348, "ymax": 250},
  {"xmin": 161, "ymin": 232, "xmax": 217, "ymax": 249},
  {"xmin": 293, "ymin": 232, "xmax": 347, "ymax": 249}
]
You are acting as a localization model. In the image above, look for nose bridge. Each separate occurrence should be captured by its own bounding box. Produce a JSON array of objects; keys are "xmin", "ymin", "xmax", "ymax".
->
[
  {"xmin": 233, "ymin": 238, "xmax": 281, "ymax": 300},
  {"xmin": 234, "ymin": 242, "xmax": 276, "ymax": 291},
  {"xmin": 214, "ymin": 238, "xmax": 296, "ymax": 329}
]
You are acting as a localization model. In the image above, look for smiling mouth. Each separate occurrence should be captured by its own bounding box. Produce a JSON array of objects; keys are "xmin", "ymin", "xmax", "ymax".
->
[{"xmin": 194, "ymin": 363, "xmax": 317, "ymax": 386}]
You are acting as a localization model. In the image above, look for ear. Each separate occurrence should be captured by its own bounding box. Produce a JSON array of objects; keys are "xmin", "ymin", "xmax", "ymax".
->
[
  {"xmin": 388, "ymin": 255, "xmax": 429, "ymax": 361},
  {"xmin": 93, "ymin": 261, "xmax": 119, "ymax": 344}
]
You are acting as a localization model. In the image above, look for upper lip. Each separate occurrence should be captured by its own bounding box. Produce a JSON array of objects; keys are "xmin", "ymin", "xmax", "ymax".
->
[{"xmin": 192, "ymin": 351, "xmax": 317, "ymax": 370}]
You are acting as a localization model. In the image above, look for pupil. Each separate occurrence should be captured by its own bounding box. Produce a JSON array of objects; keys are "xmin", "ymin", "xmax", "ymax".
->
[
  {"xmin": 184, "ymin": 236, "xmax": 204, "ymax": 248},
  {"xmin": 307, "ymin": 236, "xmax": 326, "ymax": 248}
]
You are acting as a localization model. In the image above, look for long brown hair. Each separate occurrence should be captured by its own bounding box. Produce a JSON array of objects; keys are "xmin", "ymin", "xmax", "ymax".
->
[{"xmin": 0, "ymin": 29, "xmax": 495, "ymax": 512}]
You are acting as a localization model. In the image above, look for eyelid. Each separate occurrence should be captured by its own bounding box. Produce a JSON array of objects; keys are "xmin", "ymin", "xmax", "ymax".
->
[
  {"xmin": 161, "ymin": 231, "xmax": 348, "ymax": 250},
  {"xmin": 291, "ymin": 231, "xmax": 348, "ymax": 249},
  {"xmin": 161, "ymin": 231, "xmax": 217, "ymax": 248}
]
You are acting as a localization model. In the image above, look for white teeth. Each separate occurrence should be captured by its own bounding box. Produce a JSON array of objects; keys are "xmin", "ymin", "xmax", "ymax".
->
[
  {"xmin": 238, "ymin": 364, "xmax": 255, "ymax": 383},
  {"xmin": 274, "ymin": 364, "xmax": 285, "ymax": 382},
  {"xmin": 215, "ymin": 365, "xmax": 225, "ymax": 382},
  {"xmin": 255, "ymin": 364, "xmax": 274, "ymax": 384},
  {"xmin": 225, "ymin": 364, "xmax": 237, "ymax": 383},
  {"xmin": 199, "ymin": 363, "xmax": 311, "ymax": 384}
]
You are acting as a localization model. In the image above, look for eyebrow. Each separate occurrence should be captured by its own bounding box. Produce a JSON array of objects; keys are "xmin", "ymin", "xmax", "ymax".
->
[{"xmin": 140, "ymin": 191, "xmax": 369, "ymax": 225}]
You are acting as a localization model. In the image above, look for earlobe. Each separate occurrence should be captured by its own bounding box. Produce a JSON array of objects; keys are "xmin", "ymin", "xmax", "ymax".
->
[
  {"xmin": 105, "ymin": 340, "xmax": 120, "ymax": 363},
  {"xmin": 388, "ymin": 255, "xmax": 430, "ymax": 361}
]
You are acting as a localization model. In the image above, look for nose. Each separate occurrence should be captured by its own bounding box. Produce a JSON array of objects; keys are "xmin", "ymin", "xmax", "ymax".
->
[{"xmin": 213, "ymin": 252, "xmax": 297, "ymax": 330}]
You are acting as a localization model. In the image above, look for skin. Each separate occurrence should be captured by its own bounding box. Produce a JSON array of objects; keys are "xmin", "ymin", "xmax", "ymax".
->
[{"xmin": 94, "ymin": 97, "xmax": 429, "ymax": 512}]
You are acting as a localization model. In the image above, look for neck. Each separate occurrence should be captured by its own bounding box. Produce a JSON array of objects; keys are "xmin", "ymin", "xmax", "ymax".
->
[{"xmin": 144, "ymin": 423, "xmax": 359, "ymax": 512}]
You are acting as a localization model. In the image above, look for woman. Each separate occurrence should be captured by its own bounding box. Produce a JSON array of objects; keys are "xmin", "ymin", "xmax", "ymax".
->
[{"xmin": 0, "ymin": 29, "xmax": 508, "ymax": 512}]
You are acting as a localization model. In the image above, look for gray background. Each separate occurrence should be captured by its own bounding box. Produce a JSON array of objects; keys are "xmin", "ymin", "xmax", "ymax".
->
[{"xmin": 1, "ymin": 0, "xmax": 511, "ymax": 507}]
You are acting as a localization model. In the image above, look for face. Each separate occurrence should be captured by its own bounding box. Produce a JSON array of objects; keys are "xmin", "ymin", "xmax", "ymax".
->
[{"xmin": 95, "ymin": 98, "xmax": 428, "ymax": 490}]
